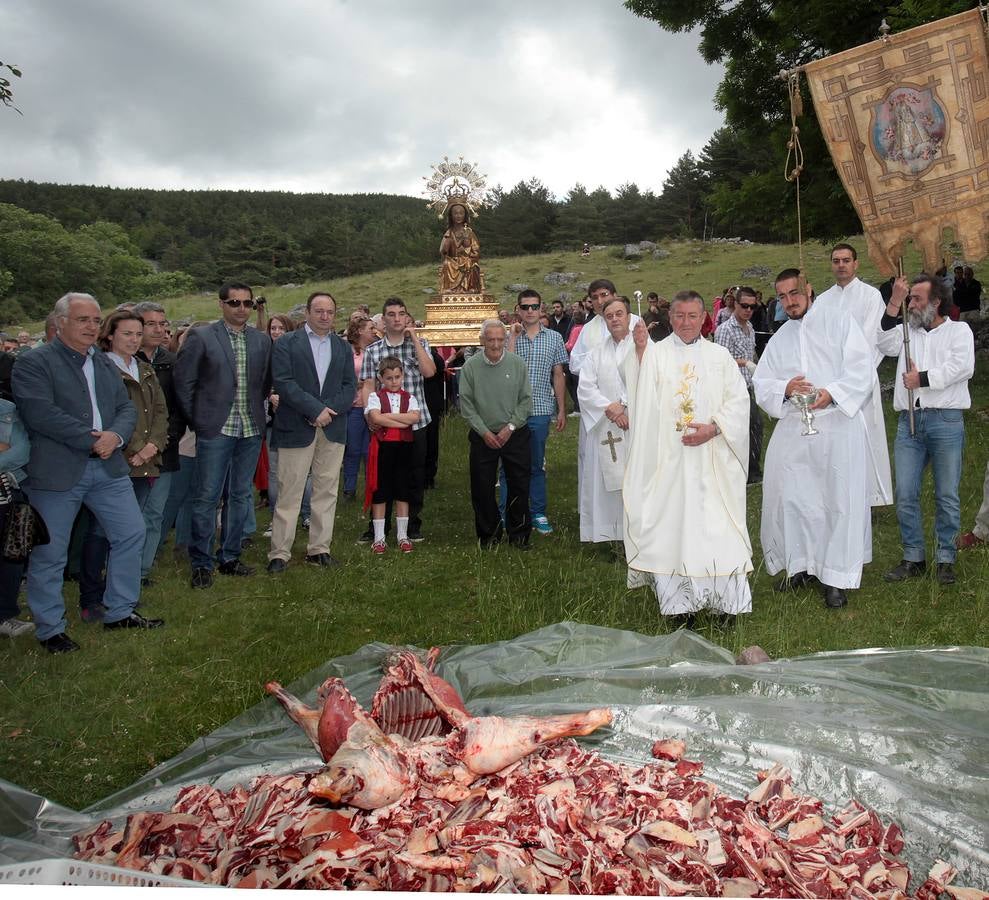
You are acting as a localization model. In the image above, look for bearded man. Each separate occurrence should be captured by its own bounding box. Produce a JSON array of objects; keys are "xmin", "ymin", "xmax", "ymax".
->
[
  {"xmin": 877, "ymin": 274, "xmax": 975, "ymax": 586},
  {"xmin": 754, "ymin": 270, "xmax": 875, "ymax": 608}
]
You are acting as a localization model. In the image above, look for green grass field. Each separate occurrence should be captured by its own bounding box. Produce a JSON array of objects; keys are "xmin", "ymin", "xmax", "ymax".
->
[{"xmin": 1, "ymin": 237, "xmax": 986, "ymax": 812}]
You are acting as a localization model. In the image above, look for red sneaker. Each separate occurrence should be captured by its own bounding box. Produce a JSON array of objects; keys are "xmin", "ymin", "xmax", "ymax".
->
[
  {"xmin": 399, "ymin": 539, "xmax": 413, "ymax": 554},
  {"xmin": 371, "ymin": 540, "xmax": 387, "ymax": 554},
  {"xmin": 957, "ymin": 531, "xmax": 985, "ymax": 550}
]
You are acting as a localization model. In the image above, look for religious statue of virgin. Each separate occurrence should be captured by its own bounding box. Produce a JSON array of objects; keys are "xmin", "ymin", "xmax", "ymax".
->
[{"xmin": 439, "ymin": 201, "xmax": 482, "ymax": 293}]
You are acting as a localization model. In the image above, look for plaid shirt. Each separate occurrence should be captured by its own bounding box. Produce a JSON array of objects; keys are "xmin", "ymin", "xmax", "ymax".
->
[
  {"xmin": 513, "ymin": 325, "xmax": 568, "ymax": 417},
  {"xmin": 359, "ymin": 335, "xmax": 432, "ymax": 430},
  {"xmin": 714, "ymin": 314, "xmax": 756, "ymax": 388},
  {"xmin": 221, "ymin": 324, "xmax": 260, "ymax": 438}
]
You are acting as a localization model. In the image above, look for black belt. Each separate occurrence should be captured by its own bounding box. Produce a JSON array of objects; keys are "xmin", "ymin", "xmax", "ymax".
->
[{"xmin": 88, "ymin": 451, "xmax": 101, "ymax": 458}]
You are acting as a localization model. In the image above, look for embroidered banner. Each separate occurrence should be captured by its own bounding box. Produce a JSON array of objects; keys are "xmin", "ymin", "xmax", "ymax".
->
[{"xmin": 804, "ymin": 9, "xmax": 989, "ymax": 273}]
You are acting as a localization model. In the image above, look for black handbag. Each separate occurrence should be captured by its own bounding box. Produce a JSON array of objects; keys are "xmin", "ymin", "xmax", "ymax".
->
[{"xmin": 0, "ymin": 474, "xmax": 50, "ymax": 563}]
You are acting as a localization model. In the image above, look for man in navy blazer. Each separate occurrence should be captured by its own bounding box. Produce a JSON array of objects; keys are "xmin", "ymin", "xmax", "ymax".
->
[
  {"xmin": 12, "ymin": 292, "xmax": 164, "ymax": 652},
  {"xmin": 174, "ymin": 282, "xmax": 272, "ymax": 588},
  {"xmin": 267, "ymin": 292, "xmax": 355, "ymax": 572}
]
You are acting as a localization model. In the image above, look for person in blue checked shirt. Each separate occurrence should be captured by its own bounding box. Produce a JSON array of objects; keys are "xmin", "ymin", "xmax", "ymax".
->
[{"xmin": 505, "ymin": 289, "xmax": 568, "ymax": 535}]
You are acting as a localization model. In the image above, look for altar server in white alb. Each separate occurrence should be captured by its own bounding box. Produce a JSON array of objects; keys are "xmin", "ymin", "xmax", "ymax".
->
[
  {"xmin": 576, "ymin": 295, "xmax": 634, "ymax": 543},
  {"xmin": 754, "ymin": 269, "xmax": 874, "ymax": 609},
  {"xmin": 877, "ymin": 274, "xmax": 975, "ymax": 587},
  {"xmin": 623, "ymin": 290, "xmax": 753, "ymax": 620},
  {"xmin": 814, "ymin": 243, "xmax": 893, "ymax": 506}
]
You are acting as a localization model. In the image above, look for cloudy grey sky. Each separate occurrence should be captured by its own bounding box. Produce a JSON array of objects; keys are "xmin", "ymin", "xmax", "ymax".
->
[{"xmin": 2, "ymin": 0, "xmax": 724, "ymax": 199}]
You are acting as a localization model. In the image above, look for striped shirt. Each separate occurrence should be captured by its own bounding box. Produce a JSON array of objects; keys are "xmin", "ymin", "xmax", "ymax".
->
[
  {"xmin": 714, "ymin": 314, "xmax": 757, "ymax": 388},
  {"xmin": 221, "ymin": 324, "xmax": 260, "ymax": 438},
  {"xmin": 360, "ymin": 335, "xmax": 432, "ymax": 430},
  {"xmin": 513, "ymin": 325, "xmax": 568, "ymax": 417}
]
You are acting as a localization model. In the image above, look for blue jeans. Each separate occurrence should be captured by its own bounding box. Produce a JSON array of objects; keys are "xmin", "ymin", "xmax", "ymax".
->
[
  {"xmin": 26, "ymin": 460, "xmax": 144, "ymax": 640},
  {"xmin": 894, "ymin": 409, "xmax": 965, "ymax": 564},
  {"xmin": 158, "ymin": 455, "xmax": 195, "ymax": 553},
  {"xmin": 189, "ymin": 434, "xmax": 262, "ymax": 571},
  {"xmin": 141, "ymin": 470, "xmax": 172, "ymax": 577},
  {"xmin": 342, "ymin": 406, "xmax": 370, "ymax": 494},
  {"xmin": 499, "ymin": 414, "xmax": 551, "ymax": 518}
]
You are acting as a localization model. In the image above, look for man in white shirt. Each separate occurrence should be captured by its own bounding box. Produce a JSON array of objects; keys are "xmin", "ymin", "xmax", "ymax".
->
[
  {"xmin": 815, "ymin": 243, "xmax": 893, "ymax": 507},
  {"xmin": 268, "ymin": 292, "xmax": 355, "ymax": 572},
  {"xmin": 877, "ymin": 274, "xmax": 975, "ymax": 585}
]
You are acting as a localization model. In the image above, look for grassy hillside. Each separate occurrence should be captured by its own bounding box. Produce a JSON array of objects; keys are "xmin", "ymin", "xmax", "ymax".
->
[{"xmin": 106, "ymin": 236, "xmax": 928, "ymax": 326}]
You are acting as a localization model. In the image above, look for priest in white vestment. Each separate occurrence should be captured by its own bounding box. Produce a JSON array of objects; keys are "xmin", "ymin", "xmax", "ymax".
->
[
  {"xmin": 754, "ymin": 269, "xmax": 874, "ymax": 609},
  {"xmin": 815, "ymin": 243, "xmax": 893, "ymax": 506},
  {"xmin": 577, "ymin": 296, "xmax": 634, "ymax": 542},
  {"xmin": 570, "ymin": 279, "xmax": 641, "ymax": 521},
  {"xmin": 623, "ymin": 291, "xmax": 753, "ymax": 618}
]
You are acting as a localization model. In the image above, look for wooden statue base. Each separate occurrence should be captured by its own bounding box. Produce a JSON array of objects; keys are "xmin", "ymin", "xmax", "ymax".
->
[{"xmin": 419, "ymin": 292, "xmax": 500, "ymax": 347}]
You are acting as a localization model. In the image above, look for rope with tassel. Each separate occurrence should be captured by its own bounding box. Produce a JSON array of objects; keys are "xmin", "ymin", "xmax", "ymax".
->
[{"xmin": 783, "ymin": 69, "xmax": 806, "ymax": 277}]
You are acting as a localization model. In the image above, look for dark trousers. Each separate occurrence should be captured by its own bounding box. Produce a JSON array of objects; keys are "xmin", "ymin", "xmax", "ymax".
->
[
  {"xmin": 374, "ymin": 427, "xmax": 427, "ymax": 535},
  {"xmin": 468, "ymin": 426, "xmax": 531, "ymax": 546},
  {"xmin": 565, "ymin": 366, "xmax": 579, "ymax": 413},
  {"xmin": 748, "ymin": 388, "xmax": 764, "ymax": 481},
  {"xmin": 424, "ymin": 416, "xmax": 441, "ymax": 487}
]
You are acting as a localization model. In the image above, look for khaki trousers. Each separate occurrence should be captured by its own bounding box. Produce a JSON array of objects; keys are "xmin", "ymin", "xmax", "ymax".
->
[{"xmin": 269, "ymin": 430, "xmax": 345, "ymax": 561}]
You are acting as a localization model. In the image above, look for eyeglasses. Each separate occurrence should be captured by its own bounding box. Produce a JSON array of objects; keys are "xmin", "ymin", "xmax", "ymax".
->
[
  {"xmin": 518, "ymin": 303, "xmax": 540, "ymax": 311},
  {"xmin": 223, "ymin": 299, "xmax": 256, "ymax": 309},
  {"xmin": 737, "ymin": 303, "xmax": 757, "ymax": 310}
]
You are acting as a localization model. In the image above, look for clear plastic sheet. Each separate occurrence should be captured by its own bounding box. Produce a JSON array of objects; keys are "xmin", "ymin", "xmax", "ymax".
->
[{"xmin": 1, "ymin": 622, "xmax": 987, "ymax": 888}]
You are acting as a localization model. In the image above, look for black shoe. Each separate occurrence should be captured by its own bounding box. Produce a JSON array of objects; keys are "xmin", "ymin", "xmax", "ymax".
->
[
  {"xmin": 823, "ymin": 586, "xmax": 848, "ymax": 608},
  {"xmin": 883, "ymin": 560, "xmax": 926, "ymax": 582},
  {"xmin": 241, "ymin": 537, "xmax": 254, "ymax": 549},
  {"xmin": 936, "ymin": 563, "xmax": 956, "ymax": 585},
  {"xmin": 104, "ymin": 612, "xmax": 164, "ymax": 630},
  {"xmin": 40, "ymin": 633, "xmax": 80, "ymax": 654},
  {"xmin": 266, "ymin": 558, "xmax": 288, "ymax": 574},
  {"xmin": 190, "ymin": 567, "xmax": 213, "ymax": 589},
  {"xmin": 140, "ymin": 576, "xmax": 155, "ymax": 588},
  {"xmin": 356, "ymin": 526, "xmax": 374, "ymax": 545},
  {"xmin": 408, "ymin": 529, "xmax": 424, "ymax": 543},
  {"xmin": 218, "ymin": 559, "xmax": 255, "ymax": 577},
  {"xmin": 342, "ymin": 490, "xmax": 355, "ymax": 503},
  {"xmin": 668, "ymin": 613, "xmax": 697, "ymax": 630},
  {"xmin": 774, "ymin": 571, "xmax": 816, "ymax": 592},
  {"xmin": 305, "ymin": 553, "xmax": 339, "ymax": 567}
]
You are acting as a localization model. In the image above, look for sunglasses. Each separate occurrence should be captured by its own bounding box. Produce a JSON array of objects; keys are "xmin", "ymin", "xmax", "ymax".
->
[
  {"xmin": 737, "ymin": 303, "xmax": 757, "ymax": 310},
  {"xmin": 224, "ymin": 299, "xmax": 256, "ymax": 309},
  {"xmin": 518, "ymin": 303, "xmax": 540, "ymax": 311}
]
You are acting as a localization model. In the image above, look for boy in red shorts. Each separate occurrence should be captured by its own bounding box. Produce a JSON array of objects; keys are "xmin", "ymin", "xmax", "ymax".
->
[{"xmin": 364, "ymin": 357, "xmax": 421, "ymax": 553}]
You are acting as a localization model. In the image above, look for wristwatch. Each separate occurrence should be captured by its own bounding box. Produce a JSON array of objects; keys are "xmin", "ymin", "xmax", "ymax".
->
[{"xmin": 507, "ymin": 423, "xmax": 516, "ymax": 432}]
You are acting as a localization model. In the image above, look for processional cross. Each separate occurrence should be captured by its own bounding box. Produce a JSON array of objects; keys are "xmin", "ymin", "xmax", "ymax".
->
[{"xmin": 601, "ymin": 430, "xmax": 623, "ymax": 462}]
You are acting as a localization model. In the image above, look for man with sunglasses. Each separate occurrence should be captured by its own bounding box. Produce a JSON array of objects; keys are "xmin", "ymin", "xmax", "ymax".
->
[
  {"xmin": 505, "ymin": 289, "xmax": 568, "ymax": 535},
  {"xmin": 174, "ymin": 282, "xmax": 272, "ymax": 589},
  {"xmin": 715, "ymin": 286, "xmax": 763, "ymax": 485}
]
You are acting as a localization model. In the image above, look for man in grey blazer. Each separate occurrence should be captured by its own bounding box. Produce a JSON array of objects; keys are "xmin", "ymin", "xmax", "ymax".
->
[
  {"xmin": 174, "ymin": 282, "xmax": 272, "ymax": 589},
  {"xmin": 267, "ymin": 292, "xmax": 355, "ymax": 572},
  {"xmin": 12, "ymin": 292, "xmax": 164, "ymax": 652}
]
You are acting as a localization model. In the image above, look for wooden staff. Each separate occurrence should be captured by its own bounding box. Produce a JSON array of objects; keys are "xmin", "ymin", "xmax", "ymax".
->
[{"xmin": 897, "ymin": 258, "xmax": 916, "ymax": 436}]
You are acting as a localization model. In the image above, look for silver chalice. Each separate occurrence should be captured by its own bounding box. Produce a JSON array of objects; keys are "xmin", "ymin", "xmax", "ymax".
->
[{"xmin": 791, "ymin": 390, "xmax": 820, "ymax": 436}]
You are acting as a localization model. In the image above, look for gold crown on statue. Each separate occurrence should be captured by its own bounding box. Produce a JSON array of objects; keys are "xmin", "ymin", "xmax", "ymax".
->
[{"xmin": 423, "ymin": 156, "xmax": 490, "ymax": 219}]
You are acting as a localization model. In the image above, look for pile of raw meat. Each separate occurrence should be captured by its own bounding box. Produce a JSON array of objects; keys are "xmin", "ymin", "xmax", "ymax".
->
[{"xmin": 73, "ymin": 650, "xmax": 986, "ymax": 896}]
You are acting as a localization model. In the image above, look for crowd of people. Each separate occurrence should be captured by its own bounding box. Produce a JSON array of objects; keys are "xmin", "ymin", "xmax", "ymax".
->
[{"xmin": 0, "ymin": 247, "xmax": 984, "ymax": 649}]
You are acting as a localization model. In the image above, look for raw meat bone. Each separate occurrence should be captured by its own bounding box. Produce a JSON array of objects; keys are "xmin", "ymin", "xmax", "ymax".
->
[{"xmin": 267, "ymin": 668, "xmax": 613, "ymax": 809}]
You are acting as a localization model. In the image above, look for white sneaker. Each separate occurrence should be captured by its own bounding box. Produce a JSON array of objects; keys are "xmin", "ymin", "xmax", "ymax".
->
[
  {"xmin": 302, "ymin": 517, "xmax": 311, "ymax": 529},
  {"xmin": 0, "ymin": 618, "xmax": 36, "ymax": 638},
  {"xmin": 263, "ymin": 527, "xmax": 273, "ymax": 538},
  {"xmin": 568, "ymin": 411, "xmax": 581, "ymax": 418},
  {"xmin": 532, "ymin": 515, "xmax": 553, "ymax": 535}
]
